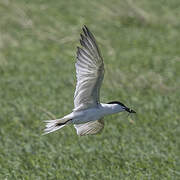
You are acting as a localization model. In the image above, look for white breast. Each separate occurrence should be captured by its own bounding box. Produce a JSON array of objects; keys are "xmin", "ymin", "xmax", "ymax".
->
[{"xmin": 72, "ymin": 107, "xmax": 102, "ymax": 124}]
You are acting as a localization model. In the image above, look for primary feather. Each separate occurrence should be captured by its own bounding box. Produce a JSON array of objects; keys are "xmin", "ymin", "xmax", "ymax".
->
[
  {"xmin": 74, "ymin": 119, "xmax": 104, "ymax": 136},
  {"xmin": 74, "ymin": 26, "xmax": 104, "ymax": 112},
  {"xmin": 73, "ymin": 26, "xmax": 105, "ymax": 135}
]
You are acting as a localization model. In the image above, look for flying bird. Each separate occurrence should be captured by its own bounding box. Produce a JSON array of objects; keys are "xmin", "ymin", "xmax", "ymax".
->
[{"xmin": 43, "ymin": 25, "xmax": 136, "ymax": 136}]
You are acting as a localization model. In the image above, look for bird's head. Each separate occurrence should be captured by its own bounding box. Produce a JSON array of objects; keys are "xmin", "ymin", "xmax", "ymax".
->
[{"xmin": 107, "ymin": 101, "xmax": 136, "ymax": 113}]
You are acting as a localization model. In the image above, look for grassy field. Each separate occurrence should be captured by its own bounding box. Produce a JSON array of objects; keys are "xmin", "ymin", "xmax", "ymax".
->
[{"xmin": 0, "ymin": 0, "xmax": 180, "ymax": 179}]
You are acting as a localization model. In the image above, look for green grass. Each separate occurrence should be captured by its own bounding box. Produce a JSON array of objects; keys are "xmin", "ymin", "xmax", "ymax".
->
[{"xmin": 0, "ymin": 0, "xmax": 180, "ymax": 179}]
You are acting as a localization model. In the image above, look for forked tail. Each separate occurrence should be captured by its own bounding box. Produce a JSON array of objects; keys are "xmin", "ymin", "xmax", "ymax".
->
[{"xmin": 43, "ymin": 116, "xmax": 72, "ymax": 135}]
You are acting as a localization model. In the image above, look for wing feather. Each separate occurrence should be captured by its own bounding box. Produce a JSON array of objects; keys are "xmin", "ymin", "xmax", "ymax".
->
[
  {"xmin": 74, "ymin": 26, "xmax": 104, "ymax": 111},
  {"xmin": 74, "ymin": 119, "xmax": 104, "ymax": 136}
]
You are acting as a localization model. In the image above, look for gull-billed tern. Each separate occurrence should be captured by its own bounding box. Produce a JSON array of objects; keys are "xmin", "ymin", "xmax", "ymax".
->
[{"xmin": 43, "ymin": 26, "xmax": 136, "ymax": 136}]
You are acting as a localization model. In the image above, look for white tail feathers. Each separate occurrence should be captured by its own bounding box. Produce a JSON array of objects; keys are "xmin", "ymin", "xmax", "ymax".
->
[{"xmin": 43, "ymin": 117, "xmax": 72, "ymax": 135}]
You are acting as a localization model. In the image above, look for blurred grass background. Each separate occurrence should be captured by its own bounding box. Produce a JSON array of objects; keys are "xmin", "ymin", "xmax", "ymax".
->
[{"xmin": 0, "ymin": 0, "xmax": 180, "ymax": 179}]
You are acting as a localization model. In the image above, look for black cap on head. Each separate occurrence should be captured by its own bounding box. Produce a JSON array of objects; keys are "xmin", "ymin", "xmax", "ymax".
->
[
  {"xmin": 107, "ymin": 101, "xmax": 125, "ymax": 107},
  {"xmin": 107, "ymin": 101, "xmax": 136, "ymax": 113}
]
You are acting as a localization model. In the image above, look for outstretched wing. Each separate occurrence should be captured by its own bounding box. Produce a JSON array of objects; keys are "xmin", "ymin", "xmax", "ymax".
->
[
  {"xmin": 74, "ymin": 26, "xmax": 104, "ymax": 111},
  {"xmin": 74, "ymin": 119, "xmax": 104, "ymax": 136}
]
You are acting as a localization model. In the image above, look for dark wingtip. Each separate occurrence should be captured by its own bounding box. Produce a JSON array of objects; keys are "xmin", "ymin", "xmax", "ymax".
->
[
  {"xmin": 82, "ymin": 25, "xmax": 90, "ymax": 36},
  {"xmin": 83, "ymin": 25, "xmax": 88, "ymax": 30},
  {"xmin": 82, "ymin": 26, "xmax": 87, "ymax": 35},
  {"xmin": 80, "ymin": 33, "xmax": 83, "ymax": 38}
]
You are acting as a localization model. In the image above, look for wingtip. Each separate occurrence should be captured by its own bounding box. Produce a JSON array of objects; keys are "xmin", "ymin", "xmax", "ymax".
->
[
  {"xmin": 80, "ymin": 39, "xmax": 84, "ymax": 47},
  {"xmin": 82, "ymin": 25, "xmax": 88, "ymax": 36},
  {"xmin": 80, "ymin": 33, "xmax": 85, "ymax": 40},
  {"xmin": 83, "ymin": 25, "xmax": 88, "ymax": 30},
  {"xmin": 82, "ymin": 24, "xmax": 87, "ymax": 29},
  {"xmin": 82, "ymin": 25, "xmax": 95, "ymax": 42}
]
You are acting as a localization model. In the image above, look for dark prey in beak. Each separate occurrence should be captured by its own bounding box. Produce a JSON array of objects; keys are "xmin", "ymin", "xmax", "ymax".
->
[{"xmin": 125, "ymin": 107, "xmax": 136, "ymax": 113}]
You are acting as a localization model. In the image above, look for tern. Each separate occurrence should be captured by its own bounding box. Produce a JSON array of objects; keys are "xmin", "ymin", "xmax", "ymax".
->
[{"xmin": 44, "ymin": 25, "xmax": 136, "ymax": 136}]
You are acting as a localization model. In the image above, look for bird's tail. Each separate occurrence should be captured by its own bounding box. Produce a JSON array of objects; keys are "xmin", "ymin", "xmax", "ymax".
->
[{"xmin": 43, "ymin": 116, "xmax": 72, "ymax": 135}]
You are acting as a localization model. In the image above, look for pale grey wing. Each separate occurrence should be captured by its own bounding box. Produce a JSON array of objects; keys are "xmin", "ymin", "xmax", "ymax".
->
[
  {"xmin": 74, "ymin": 26, "xmax": 104, "ymax": 111},
  {"xmin": 74, "ymin": 119, "xmax": 104, "ymax": 136}
]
